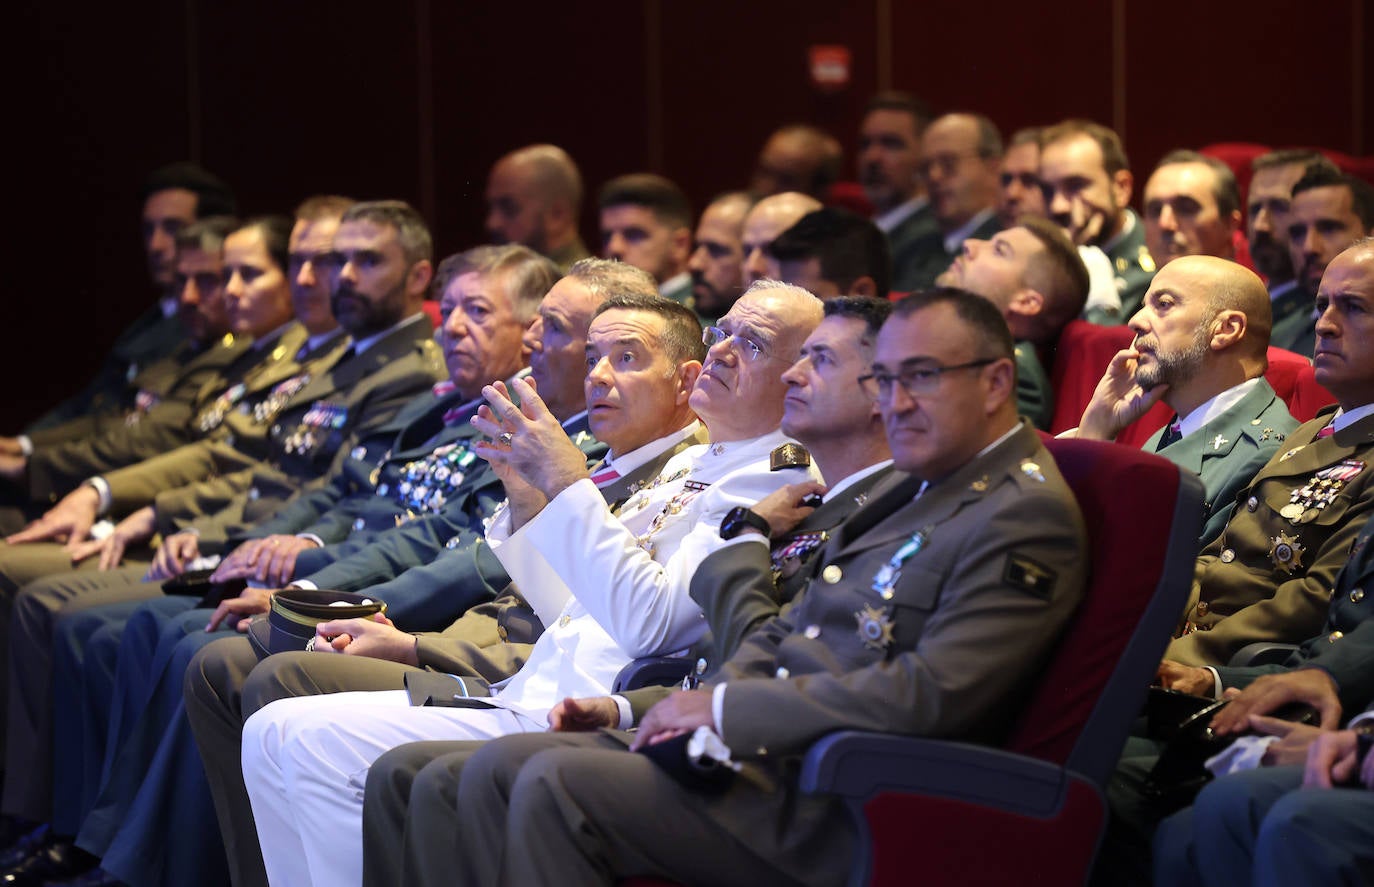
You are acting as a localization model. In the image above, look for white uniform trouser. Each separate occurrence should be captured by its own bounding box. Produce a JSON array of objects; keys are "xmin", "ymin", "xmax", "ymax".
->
[{"xmin": 242, "ymin": 690, "xmax": 541, "ymax": 887}]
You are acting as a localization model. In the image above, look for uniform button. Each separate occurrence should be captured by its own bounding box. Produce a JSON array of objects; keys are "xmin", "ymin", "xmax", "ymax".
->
[
  {"xmin": 755, "ymin": 746, "xmax": 768, "ymax": 756},
  {"xmin": 803, "ymin": 624, "xmax": 821, "ymax": 639},
  {"xmin": 558, "ymin": 614, "xmax": 571, "ymax": 628},
  {"xmin": 271, "ymin": 424, "xmax": 282, "ymax": 435},
  {"xmin": 352, "ymin": 518, "xmax": 365, "ymax": 532},
  {"xmin": 1351, "ymin": 588, "xmax": 1365, "ymax": 603},
  {"xmin": 1220, "ymin": 549, "xmax": 1236, "ymax": 564},
  {"xmin": 497, "ymin": 625, "xmax": 508, "ymax": 641},
  {"xmin": 248, "ymin": 487, "xmax": 260, "ymax": 501},
  {"xmin": 1196, "ymin": 601, "xmax": 1209, "ymax": 616},
  {"xmin": 1329, "ymin": 630, "xmax": 1344, "ymax": 643},
  {"xmin": 1246, "ymin": 497, "xmax": 1258, "ymax": 512},
  {"xmin": 775, "ymin": 667, "xmax": 790, "ymax": 679},
  {"xmin": 822, "ymin": 565, "xmax": 842, "ymax": 584}
]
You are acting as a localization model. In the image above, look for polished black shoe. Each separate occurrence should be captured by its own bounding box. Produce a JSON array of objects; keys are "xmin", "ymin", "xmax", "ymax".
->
[
  {"xmin": 0, "ymin": 837, "xmax": 97, "ymax": 887},
  {"xmin": 0, "ymin": 826, "xmax": 47, "ymax": 872}
]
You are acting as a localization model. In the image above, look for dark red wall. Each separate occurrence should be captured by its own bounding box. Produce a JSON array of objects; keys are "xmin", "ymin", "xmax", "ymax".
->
[{"xmin": 7, "ymin": 0, "xmax": 1369, "ymax": 428}]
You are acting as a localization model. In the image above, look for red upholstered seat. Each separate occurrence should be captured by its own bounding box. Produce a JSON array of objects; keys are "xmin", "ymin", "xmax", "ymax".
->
[
  {"xmin": 625, "ymin": 441, "xmax": 1202, "ymax": 887},
  {"xmin": 420, "ymin": 299, "xmax": 442, "ymax": 329},
  {"xmin": 1049, "ymin": 320, "xmax": 1334, "ymax": 447}
]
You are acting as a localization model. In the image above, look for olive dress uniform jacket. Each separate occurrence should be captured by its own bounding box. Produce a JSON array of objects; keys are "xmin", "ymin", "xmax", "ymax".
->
[
  {"xmin": 891, "ymin": 210, "xmax": 1001, "ymax": 292},
  {"xmin": 24, "ymin": 329, "xmax": 263, "ymax": 502},
  {"xmin": 1268, "ymin": 283, "xmax": 1317, "ymax": 357},
  {"xmin": 885, "ymin": 201, "xmax": 941, "ymax": 293},
  {"xmin": 25, "ymin": 302, "xmax": 184, "ymax": 432},
  {"xmin": 102, "ymin": 316, "xmax": 443, "ymax": 531},
  {"xmin": 1167, "ymin": 408, "xmax": 1374, "ymax": 666},
  {"xmin": 1214, "ymin": 513, "xmax": 1374, "ymax": 712},
  {"xmin": 1146, "ymin": 379, "xmax": 1300, "ymax": 546}
]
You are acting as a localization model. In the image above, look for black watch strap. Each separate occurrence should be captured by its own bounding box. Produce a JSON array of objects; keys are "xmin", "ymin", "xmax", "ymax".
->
[{"xmin": 720, "ymin": 506, "xmax": 771, "ymax": 540}]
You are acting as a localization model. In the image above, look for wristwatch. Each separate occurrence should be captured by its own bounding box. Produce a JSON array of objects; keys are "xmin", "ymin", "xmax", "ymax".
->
[{"xmin": 719, "ymin": 506, "xmax": 770, "ymax": 540}]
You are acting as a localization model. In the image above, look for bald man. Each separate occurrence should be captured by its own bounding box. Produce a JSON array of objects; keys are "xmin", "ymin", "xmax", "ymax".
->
[
  {"xmin": 1075, "ymin": 255, "xmax": 1298, "ymax": 544},
  {"xmin": 739, "ymin": 191, "xmax": 822, "ymax": 284},
  {"xmin": 749, "ymin": 124, "xmax": 842, "ymax": 200},
  {"xmin": 485, "ymin": 144, "xmax": 590, "ymax": 270}
]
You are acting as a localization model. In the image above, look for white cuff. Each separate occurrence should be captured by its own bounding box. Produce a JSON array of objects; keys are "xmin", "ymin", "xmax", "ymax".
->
[
  {"xmin": 1206, "ymin": 666, "xmax": 1223, "ymax": 698},
  {"xmin": 1351, "ymin": 711, "xmax": 1374, "ymax": 729},
  {"xmin": 296, "ymin": 533, "xmax": 324, "ymax": 548},
  {"xmin": 16, "ymin": 435, "xmax": 33, "ymax": 456},
  {"xmin": 612, "ymin": 694, "xmax": 634, "ymax": 730},
  {"xmin": 85, "ymin": 477, "xmax": 112, "ymax": 516},
  {"xmin": 711, "ymin": 682, "xmax": 727, "ymax": 736},
  {"xmin": 290, "ymin": 579, "xmax": 318, "ymax": 591},
  {"xmin": 718, "ymin": 534, "xmax": 769, "ymax": 552}
]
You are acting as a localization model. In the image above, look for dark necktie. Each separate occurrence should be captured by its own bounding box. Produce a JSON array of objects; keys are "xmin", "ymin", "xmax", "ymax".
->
[{"xmin": 1156, "ymin": 418, "xmax": 1183, "ymax": 451}]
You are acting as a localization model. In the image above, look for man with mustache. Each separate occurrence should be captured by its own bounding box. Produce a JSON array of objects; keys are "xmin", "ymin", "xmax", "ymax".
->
[
  {"xmin": 1072, "ymin": 255, "xmax": 1298, "ymax": 545},
  {"xmin": 483, "ymin": 144, "xmax": 590, "ymax": 271},
  {"xmin": 240, "ymin": 281, "xmax": 823, "ymax": 887},
  {"xmin": 1273, "ymin": 168, "xmax": 1374, "ymax": 357},
  {"xmin": 855, "ymin": 91, "xmax": 940, "ymax": 290},
  {"xmin": 368, "ymin": 288, "xmax": 1087, "ymax": 887},
  {"xmin": 1141, "ymin": 151, "xmax": 1244, "ymax": 268},
  {"xmin": 1245, "ymin": 151, "xmax": 1335, "ymax": 295},
  {"xmin": 1039, "ymin": 119, "xmax": 1155, "ymax": 324}
]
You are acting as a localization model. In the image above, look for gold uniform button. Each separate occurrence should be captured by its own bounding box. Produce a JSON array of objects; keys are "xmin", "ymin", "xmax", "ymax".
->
[
  {"xmin": 803, "ymin": 625, "xmax": 821, "ymax": 639},
  {"xmin": 559, "ymin": 614, "xmax": 571, "ymax": 628},
  {"xmin": 1246, "ymin": 497, "xmax": 1258, "ymax": 512},
  {"xmin": 1220, "ymin": 549, "xmax": 1236, "ymax": 564},
  {"xmin": 1196, "ymin": 601, "xmax": 1209, "ymax": 616},
  {"xmin": 1351, "ymin": 588, "xmax": 1365, "ymax": 603},
  {"xmin": 821, "ymin": 565, "xmax": 842, "ymax": 584},
  {"xmin": 1329, "ymin": 630, "xmax": 1344, "ymax": 643},
  {"xmin": 775, "ymin": 667, "xmax": 790, "ymax": 679},
  {"xmin": 497, "ymin": 625, "xmax": 508, "ymax": 641}
]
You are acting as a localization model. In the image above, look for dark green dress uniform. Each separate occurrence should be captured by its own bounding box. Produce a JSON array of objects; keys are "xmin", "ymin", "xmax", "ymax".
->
[
  {"xmin": 891, "ymin": 210, "xmax": 1001, "ymax": 292},
  {"xmin": 1015, "ymin": 341, "xmax": 1054, "ymax": 431},
  {"xmin": 1167, "ymin": 408, "xmax": 1374, "ymax": 666},
  {"xmin": 1087, "ymin": 210, "xmax": 1156, "ymax": 326},
  {"xmin": 1145, "ymin": 379, "xmax": 1300, "ymax": 546},
  {"xmin": 1268, "ymin": 282, "xmax": 1317, "ymax": 357}
]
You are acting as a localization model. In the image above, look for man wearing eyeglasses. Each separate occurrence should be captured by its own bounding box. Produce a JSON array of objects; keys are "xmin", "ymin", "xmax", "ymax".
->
[
  {"xmin": 891, "ymin": 113, "xmax": 1004, "ymax": 291},
  {"xmin": 368, "ymin": 287, "xmax": 1087, "ymax": 887},
  {"xmin": 239, "ymin": 281, "xmax": 825, "ymax": 887}
]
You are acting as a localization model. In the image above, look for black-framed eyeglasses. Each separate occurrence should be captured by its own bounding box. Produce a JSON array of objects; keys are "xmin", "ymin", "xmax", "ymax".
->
[
  {"xmin": 702, "ymin": 325, "xmax": 768, "ymax": 362},
  {"xmin": 858, "ymin": 359, "xmax": 998, "ymax": 401}
]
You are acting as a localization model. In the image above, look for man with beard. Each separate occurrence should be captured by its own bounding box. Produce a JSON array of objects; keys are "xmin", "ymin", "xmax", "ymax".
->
[
  {"xmin": 686, "ymin": 192, "xmax": 753, "ymax": 323},
  {"xmin": 856, "ymin": 91, "xmax": 939, "ymax": 289},
  {"xmin": 937, "ymin": 217, "xmax": 1090, "ymax": 429},
  {"xmin": 483, "ymin": 144, "xmax": 590, "ymax": 271},
  {"xmin": 1141, "ymin": 151, "xmax": 1243, "ymax": 267},
  {"xmin": 1071, "ymin": 256, "xmax": 1297, "ymax": 545},
  {"xmin": 1272, "ymin": 168, "xmax": 1374, "ymax": 356},
  {"xmin": 1039, "ymin": 119, "xmax": 1155, "ymax": 324},
  {"xmin": 1246, "ymin": 151, "xmax": 1335, "ymax": 292}
]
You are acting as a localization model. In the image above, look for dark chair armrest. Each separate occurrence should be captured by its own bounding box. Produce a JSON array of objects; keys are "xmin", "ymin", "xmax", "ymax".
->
[
  {"xmin": 612, "ymin": 656, "xmax": 694, "ymax": 693},
  {"xmin": 799, "ymin": 730, "xmax": 1077, "ymax": 817},
  {"xmin": 1228, "ymin": 642, "xmax": 1299, "ymax": 668}
]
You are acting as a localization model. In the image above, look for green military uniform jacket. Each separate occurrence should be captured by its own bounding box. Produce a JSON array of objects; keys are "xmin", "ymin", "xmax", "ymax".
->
[
  {"xmin": 1146, "ymin": 379, "xmax": 1300, "ymax": 546},
  {"xmin": 1168, "ymin": 408, "xmax": 1374, "ymax": 666},
  {"xmin": 1087, "ymin": 209, "xmax": 1156, "ymax": 325},
  {"xmin": 24, "ymin": 330, "xmax": 263, "ymax": 502},
  {"xmin": 105, "ymin": 316, "xmax": 444, "ymax": 534},
  {"xmin": 1015, "ymin": 342, "xmax": 1054, "ymax": 431},
  {"xmin": 1215, "ymin": 513, "xmax": 1374, "ymax": 712},
  {"xmin": 892, "ymin": 209, "xmax": 1000, "ymax": 292},
  {"xmin": 1268, "ymin": 281, "xmax": 1317, "ymax": 357}
]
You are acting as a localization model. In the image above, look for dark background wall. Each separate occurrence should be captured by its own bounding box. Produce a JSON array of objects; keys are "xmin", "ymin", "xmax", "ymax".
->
[{"xmin": 7, "ymin": 0, "xmax": 1369, "ymax": 429}]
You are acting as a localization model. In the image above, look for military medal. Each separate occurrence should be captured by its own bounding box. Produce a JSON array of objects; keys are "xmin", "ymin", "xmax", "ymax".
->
[
  {"xmin": 870, "ymin": 527, "xmax": 930, "ymax": 600},
  {"xmin": 1283, "ymin": 460, "xmax": 1365, "ymax": 523},
  {"xmin": 253, "ymin": 373, "xmax": 311, "ymax": 424},
  {"xmin": 854, "ymin": 604, "xmax": 895, "ymax": 651},
  {"xmin": 1269, "ymin": 531, "xmax": 1306, "ymax": 574},
  {"xmin": 771, "ymin": 531, "xmax": 828, "ymax": 579},
  {"xmin": 636, "ymin": 480, "xmax": 710, "ymax": 552},
  {"xmin": 197, "ymin": 383, "xmax": 247, "ymax": 432}
]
